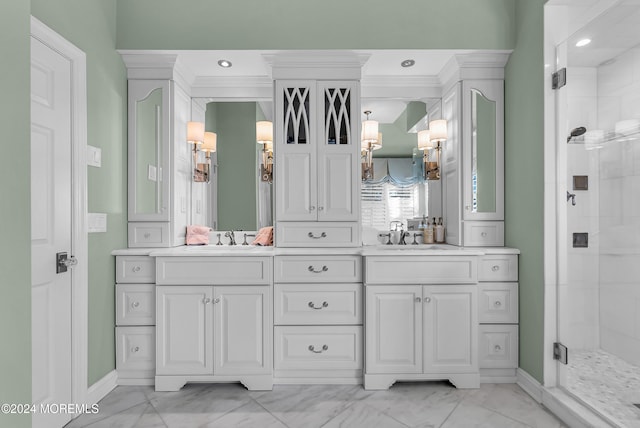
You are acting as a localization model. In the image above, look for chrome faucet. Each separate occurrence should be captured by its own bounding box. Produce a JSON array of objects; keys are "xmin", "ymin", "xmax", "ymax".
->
[
  {"xmin": 390, "ymin": 221, "xmax": 408, "ymax": 245},
  {"xmin": 224, "ymin": 230, "xmax": 237, "ymax": 246}
]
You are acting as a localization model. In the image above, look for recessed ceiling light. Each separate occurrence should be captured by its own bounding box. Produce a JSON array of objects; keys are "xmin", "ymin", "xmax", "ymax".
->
[
  {"xmin": 218, "ymin": 59, "xmax": 232, "ymax": 68},
  {"xmin": 576, "ymin": 38, "xmax": 591, "ymax": 47},
  {"xmin": 401, "ymin": 59, "xmax": 415, "ymax": 68}
]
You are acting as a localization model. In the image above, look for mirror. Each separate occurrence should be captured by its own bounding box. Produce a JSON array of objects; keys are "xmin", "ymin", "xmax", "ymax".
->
[
  {"xmin": 135, "ymin": 88, "xmax": 163, "ymax": 215},
  {"xmin": 202, "ymin": 100, "xmax": 273, "ymax": 231},
  {"xmin": 471, "ymin": 89, "xmax": 497, "ymax": 213}
]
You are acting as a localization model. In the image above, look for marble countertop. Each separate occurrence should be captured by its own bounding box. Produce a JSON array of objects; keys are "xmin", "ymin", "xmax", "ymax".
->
[{"xmin": 112, "ymin": 244, "xmax": 519, "ymax": 257}]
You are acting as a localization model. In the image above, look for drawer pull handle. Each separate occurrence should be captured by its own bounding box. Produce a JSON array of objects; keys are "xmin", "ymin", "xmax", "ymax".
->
[
  {"xmin": 494, "ymin": 345, "xmax": 502, "ymax": 352},
  {"xmin": 132, "ymin": 266, "xmax": 141, "ymax": 273},
  {"xmin": 308, "ymin": 344, "xmax": 328, "ymax": 353},
  {"xmin": 494, "ymin": 301, "xmax": 502, "ymax": 307},
  {"xmin": 491, "ymin": 265, "xmax": 500, "ymax": 272},
  {"xmin": 481, "ymin": 232, "xmax": 488, "ymax": 237},
  {"xmin": 132, "ymin": 346, "xmax": 140, "ymax": 353},
  {"xmin": 308, "ymin": 265, "xmax": 328, "ymax": 273},
  {"xmin": 308, "ymin": 232, "xmax": 327, "ymax": 239},
  {"xmin": 308, "ymin": 301, "xmax": 329, "ymax": 309},
  {"xmin": 132, "ymin": 301, "xmax": 140, "ymax": 308},
  {"xmin": 415, "ymin": 297, "xmax": 421, "ymax": 303},
  {"xmin": 424, "ymin": 297, "xmax": 431, "ymax": 303}
]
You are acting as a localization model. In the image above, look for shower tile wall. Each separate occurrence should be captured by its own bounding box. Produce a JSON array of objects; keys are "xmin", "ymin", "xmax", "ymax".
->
[
  {"xmin": 563, "ymin": 67, "xmax": 600, "ymax": 351},
  {"xmin": 597, "ymin": 46, "xmax": 640, "ymax": 367}
]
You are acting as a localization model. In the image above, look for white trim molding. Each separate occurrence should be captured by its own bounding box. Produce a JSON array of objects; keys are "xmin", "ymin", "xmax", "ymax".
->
[
  {"xmin": 87, "ymin": 370, "xmax": 118, "ymax": 405},
  {"xmin": 30, "ymin": 15, "xmax": 89, "ymax": 409}
]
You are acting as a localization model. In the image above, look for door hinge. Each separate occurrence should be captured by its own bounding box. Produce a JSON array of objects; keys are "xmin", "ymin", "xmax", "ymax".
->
[
  {"xmin": 553, "ymin": 342, "xmax": 568, "ymax": 365},
  {"xmin": 552, "ymin": 68, "xmax": 567, "ymax": 90}
]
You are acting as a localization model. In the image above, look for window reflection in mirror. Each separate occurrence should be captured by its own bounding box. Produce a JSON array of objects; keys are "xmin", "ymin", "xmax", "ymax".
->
[
  {"xmin": 471, "ymin": 89, "xmax": 497, "ymax": 213},
  {"xmin": 203, "ymin": 101, "xmax": 273, "ymax": 230},
  {"xmin": 136, "ymin": 88, "xmax": 163, "ymax": 215}
]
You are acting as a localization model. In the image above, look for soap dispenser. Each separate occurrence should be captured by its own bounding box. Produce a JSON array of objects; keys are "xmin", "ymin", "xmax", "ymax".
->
[
  {"xmin": 423, "ymin": 217, "xmax": 434, "ymax": 244},
  {"xmin": 435, "ymin": 217, "xmax": 445, "ymax": 243}
]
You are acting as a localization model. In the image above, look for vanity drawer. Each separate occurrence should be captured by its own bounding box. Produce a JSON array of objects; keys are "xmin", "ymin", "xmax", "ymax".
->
[
  {"xmin": 274, "ymin": 283, "xmax": 362, "ymax": 325},
  {"xmin": 478, "ymin": 283, "xmax": 518, "ymax": 324},
  {"xmin": 116, "ymin": 284, "xmax": 155, "ymax": 326},
  {"xmin": 274, "ymin": 326, "xmax": 362, "ymax": 371},
  {"xmin": 116, "ymin": 256, "xmax": 155, "ymax": 284},
  {"xmin": 364, "ymin": 256, "xmax": 477, "ymax": 284},
  {"xmin": 478, "ymin": 324, "xmax": 518, "ymax": 369},
  {"xmin": 275, "ymin": 222, "xmax": 360, "ymax": 247},
  {"xmin": 274, "ymin": 256, "xmax": 361, "ymax": 283},
  {"xmin": 156, "ymin": 256, "xmax": 272, "ymax": 285},
  {"xmin": 463, "ymin": 221, "xmax": 504, "ymax": 247},
  {"xmin": 128, "ymin": 222, "xmax": 170, "ymax": 248},
  {"xmin": 116, "ymin": 326, "xmax": 155, "ymax": 377},
  {"xmin": 479, "ymin": 255, "xmax": 518, "ymax": 282}
]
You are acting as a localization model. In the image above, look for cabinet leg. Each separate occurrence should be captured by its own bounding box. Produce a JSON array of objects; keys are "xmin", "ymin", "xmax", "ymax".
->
[
  {"xmin": 154, "ymin": 376, "xmax": 187, "ymax": 392},
  {"xmin": 363, "ymin": 374, "xmax": 397, "ymax": 390},
  {"xmin": 240, "ymin": 376, "xmax": 273, "ymax": 391}
]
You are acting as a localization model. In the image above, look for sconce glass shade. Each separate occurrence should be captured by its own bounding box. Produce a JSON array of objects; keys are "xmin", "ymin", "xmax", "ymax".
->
[
  {"xmin": 417, "ymin": 130, "xmax": 432, "ymax": 150},
  {"xmin": 429, "ymin": 119, "xmax": 447, "ymax": 143},
  {"xmin": 361, "ymin": 119, "xmax": 379, "ymax": 145},
  {"xmin": 202, "ymin": 132, "xmax": 217, "ymax": 153},
  {"xmin": 256, "ymin": 121, "xmax": 273, "ymax": 145},
  {"xmin": 187, "ymin": 121, "xmax": 205, "ymax": 145}
]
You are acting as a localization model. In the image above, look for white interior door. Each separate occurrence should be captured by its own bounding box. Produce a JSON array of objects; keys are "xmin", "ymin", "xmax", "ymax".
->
[{"xmin": 31, "ymin": 36, "xmax": 73, "ymax": 428}]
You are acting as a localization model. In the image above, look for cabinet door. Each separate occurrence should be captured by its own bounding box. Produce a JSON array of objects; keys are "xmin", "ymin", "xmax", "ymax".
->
[
  {"xmin": 365, "ymin": 286, "xmax": 422, "ymax": 374},
  {"xmin": 214, "ymin": 286, "xmax": 271, "ymax": 375},
  {"xmin": 442, "ymin": 83, "xmax": 462, "ymax": 245},
  {"xmin": 316, "ymin": 81, "xmax": 359, "ymax": 221},
  {"xmin": 156, "ymin": 286, "xmax": 213, "ymax": 375},
  {"xmin": 422, "ymin": 285, "xmax": 477, "ymax": 374},
  {"xmin": 462, "ymin": 79, "xmax": 504, "ymax": 221},
  {"xmin": 275, "ymin": 80, "xmax": 317, "ymax": 221},
  {"xmin": 128, "ymin": 79, "xmax": 171, "ymax": 222}
]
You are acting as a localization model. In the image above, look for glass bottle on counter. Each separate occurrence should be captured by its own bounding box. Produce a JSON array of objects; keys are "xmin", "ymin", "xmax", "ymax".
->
[{"xmin": 423, "ymin": 217, "xmax": 435, "ymax": 244}]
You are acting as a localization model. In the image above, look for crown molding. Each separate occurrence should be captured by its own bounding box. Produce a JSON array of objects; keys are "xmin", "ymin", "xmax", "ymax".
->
[
  {"xmin": 439, "ymin": 51, "xmax": 512, "ymax": 92},
  {"xmin": 265, "ymin": 50, "xmax": 370, "ymax": 80}
]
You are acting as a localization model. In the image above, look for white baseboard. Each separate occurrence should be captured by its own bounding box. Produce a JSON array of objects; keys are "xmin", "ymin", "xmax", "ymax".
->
[
  {"xmin": 516, "ymin": 368, "xmax": 613, "ymax": 428},
  {"xmin": 87, "ymin": 370, "xmax": 117, "ymax": 405}
]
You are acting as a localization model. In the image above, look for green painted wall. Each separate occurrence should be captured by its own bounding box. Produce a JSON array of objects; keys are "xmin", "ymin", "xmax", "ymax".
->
[
  {"xmin": 31, "ymin": 0, "xmax": 127, "ymax": 386},
  {"xmin": 504, "ymin": 0, "xmax": 546, "ymax": 383},
  {"xmin": 0, "ymin": 2, "xmax": 32, "ymax": 426},
  {"xmin": 207, "ymin": 102, "xmax": 258, "ymax": 230},
  {"xmin": 116, "ymin": 0, "xmax": 514, "ymax": 50}
]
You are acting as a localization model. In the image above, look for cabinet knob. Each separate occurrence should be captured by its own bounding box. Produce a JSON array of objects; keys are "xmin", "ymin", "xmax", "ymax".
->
[
  {"xmin": 415, "ymin": 297, "xmax": 422, "ymax": 303},
  {"xmin": 318, "ymin": 206, "xmax": 324, "ymax": 211},
  {"xmin": 203, "ymin": 298, "xmax": 211, "ymax": 304},
  {"xmin": 491, "ymin": 265, "xmax": 500, "ymax": 272},
  {"xmin": 424, "ymin": 297, "xmax": 431, "ymax": 303},
  {"xmin": 132, "ymin": 301, "xmax": 140, "ymax": 308},
  {"xmin": 310, "ymin": 206, "xmax": 316, "ymax": 211},
  {"xmin": 308, "ymin": 344, "xmax": 328, "ymax": 353},
  {"xmin": 308, "ymin": 232, "xmax": 327, "ymax": 239},
  {"xmin": 144, "ymin": 233, "xmax": 151, "ymax": 239},
  {"xmin": 494, "ymin": 344, "xmax": 502, "ymax": 352},
  {"xmin": 494, "ymin": 301, "xmax": 502, "ymax": 307},
  {"xmin": 481, "ymin": 232, "xmax": 488, "ymax": 237},
  {"xmin": 308, "ymin": 301, "xmax": 329, "ymax": 310},
  {"xmin": 132, "ymin": 266, "xmax": 141, "ymax": 273},
  {"xmin": 214, "ymin": 298, "xmax": 220, "ymax": 304},
  {"xmin": 132, "ymin": 346, "xmax": 140, "ymax": 353},
  {"xmin": 308, "ymin": 265, "xmax": 328, "ymax": 273}
]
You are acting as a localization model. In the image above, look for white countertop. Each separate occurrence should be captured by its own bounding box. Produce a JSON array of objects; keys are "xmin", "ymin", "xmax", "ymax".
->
[{"xmin": 112, "ymin": 245, "xmax": 519, "ymax": 257}]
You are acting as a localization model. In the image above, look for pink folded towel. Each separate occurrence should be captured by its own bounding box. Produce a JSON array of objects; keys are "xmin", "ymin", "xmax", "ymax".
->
[
  {"xmin": 252, "ymin": 226, "xmax": 274, "ymax": 246},
  {"xmin": 186, "ymin": 225, "xmax": 212, "ymax": 245}
]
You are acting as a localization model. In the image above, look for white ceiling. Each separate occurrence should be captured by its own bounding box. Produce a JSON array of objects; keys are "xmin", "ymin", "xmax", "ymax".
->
[{"xmin": 176, "ymin": 49, "xmax": 473, "ymax": 123}]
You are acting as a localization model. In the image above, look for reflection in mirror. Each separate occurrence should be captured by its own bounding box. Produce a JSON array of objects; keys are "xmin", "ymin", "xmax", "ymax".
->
[
  {"xmin": 471, "ymin": 89, "xmax": 497, "ymax": 213},
  {"xmin": 204, "ymin": 101, "xmax": 273, "ymax": 231},
  {"xmin": 136, "ymin": 88, "xmax": 163, "ymax": 215}
]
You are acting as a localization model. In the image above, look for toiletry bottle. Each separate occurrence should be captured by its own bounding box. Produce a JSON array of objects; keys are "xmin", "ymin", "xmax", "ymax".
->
[
  {"xmin": 435, "ymin": 217, "xmax": 445, "ymax": 243},
  {"xmin": 423, "ymin": 217, "xmax": 434, "ymax": 244}
]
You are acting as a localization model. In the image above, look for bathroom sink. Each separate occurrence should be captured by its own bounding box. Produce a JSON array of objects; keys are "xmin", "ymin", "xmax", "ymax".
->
[
  {"xmin": 182, "ymin": 245, "xmax": 271, "ymax": 251},
  {"xmin": 374, "ymin": 244, "xmax": 456, "ymax": 250}
]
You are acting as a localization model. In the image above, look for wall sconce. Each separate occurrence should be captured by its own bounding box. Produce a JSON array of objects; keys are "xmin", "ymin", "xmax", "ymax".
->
[
  {"xmin": 418, "ymin": 119, "xmax": 447, "ymax": 180},
  {"xmin": 187, "ymin": 121, "xmax": 216, "ymax": 183},
  {"xmin": 361, "ymin": 111, "xmax": 380, "ymax": 181},
  {"xmin": 256, "ymin": 121, "xmax": 273, "ymax": 183}
]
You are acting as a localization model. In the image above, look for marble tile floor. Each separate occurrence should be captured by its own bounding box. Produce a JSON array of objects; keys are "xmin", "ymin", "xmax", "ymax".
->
[
  {"xmin": 65, "ymin": 382, "xmax": 566, "ymax": 428},
  {"xmin": 565, "ymin": 349, "xmax": 640, "ymax": 427}
]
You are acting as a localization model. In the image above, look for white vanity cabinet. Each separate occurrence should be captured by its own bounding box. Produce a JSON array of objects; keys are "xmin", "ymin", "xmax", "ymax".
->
[
  {"xmin": 274, "ymin": 80, "xmax": 361, "ymax": 247},
  {"xmin": 114, "ymin": 254, "xmax": 156, "ymax": 385},
  {"xmin": 363, "ymin": 255, "xmax": 479, "ymax": 390},
  {"xmin": 154, "ymin": 256, "xmax": 273, "ymax": 391}
]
